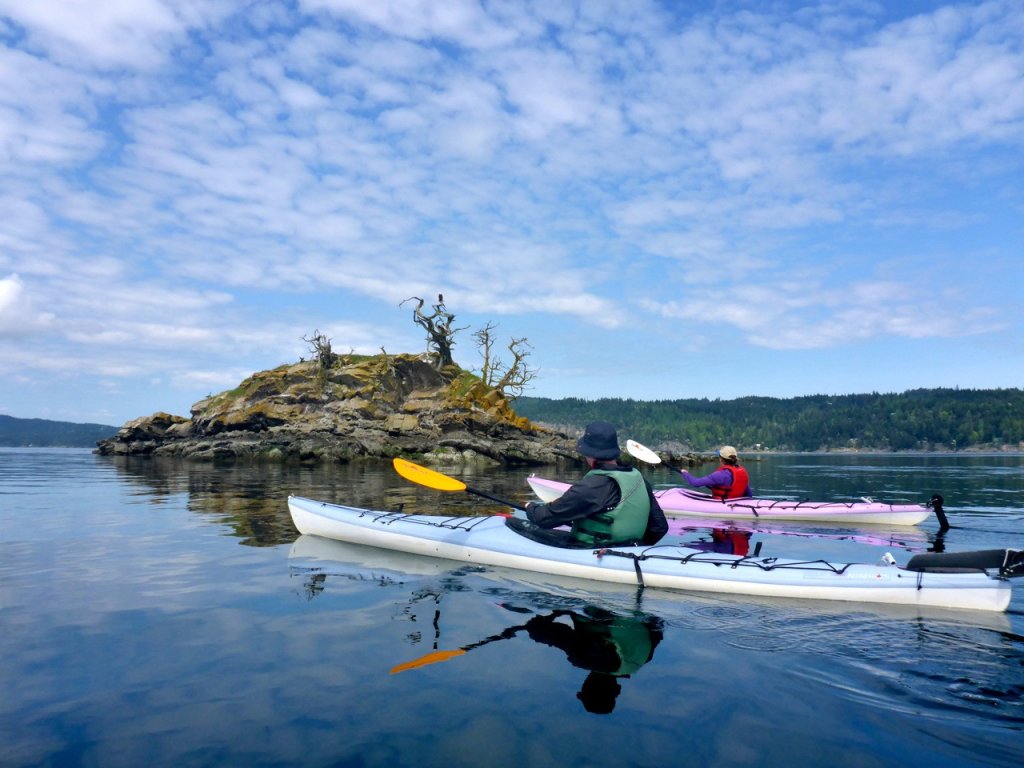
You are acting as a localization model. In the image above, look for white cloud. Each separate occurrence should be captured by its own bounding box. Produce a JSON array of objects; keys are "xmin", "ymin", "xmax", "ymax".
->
[
  {"xmin": 825, "ymin": 5, "xmax": 1024, "ymax": 153},
  {"xmin": 0, "ymin": 274, "xmax": 56, "ymax": 336},
  {"xmin": 647, "ymin": 276, "xmax": 1005, "ymax": 350},
  {"xmin": 172, "ymin": 368, "xmax": 258, "ymax": 392},
  {"xmin": 301, "ymin": 0, "xmax": 519, "ymax": 49},
  {"xmin": 0, "ymin": 48, "xmax": 106, "ymax": 174},
  {"xmin": 0, "ymin": 0, "xmax": 232, "ymax": 68}
]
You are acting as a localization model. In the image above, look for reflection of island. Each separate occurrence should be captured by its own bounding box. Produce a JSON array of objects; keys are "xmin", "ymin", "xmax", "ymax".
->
[
  {"xmin": 523, "ymin": 606, "xmax": 664, "ymax": 714},
  {"xmin": 98, "ymin": 456, "xmax": 462, "ymax": 547},
  {"xmin": 99, "ymin": 455, "xmax": 310, "ymax": 545}
]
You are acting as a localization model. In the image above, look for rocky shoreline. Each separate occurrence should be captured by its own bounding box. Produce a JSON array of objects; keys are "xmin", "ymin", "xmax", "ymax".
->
[{"xmin": 95, "ymin": 353, "xmax": 580, "ymax": 466}]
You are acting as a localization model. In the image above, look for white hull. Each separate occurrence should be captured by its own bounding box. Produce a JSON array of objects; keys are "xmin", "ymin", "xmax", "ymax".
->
[{"xmin": 288, "ymin": 496, "xmax": 1011, "ymax": 612}]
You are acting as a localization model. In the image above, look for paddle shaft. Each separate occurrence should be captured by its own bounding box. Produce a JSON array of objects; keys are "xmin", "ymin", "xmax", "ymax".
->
[
  {"xmin": 930, "ymin": 494, "xmax": 950, "ymax": 531},
  {"xmin": 465, "ymin": 486, "xmax": 526, "ymax": 512},
  {"xmin": 651, "ymin": 458, "xmax": 685, "ymax": 475},
  {"xmin": 463, "ymin": 624, "xmax": 528, "ymax": 650},
  {"xmin": 390, "ymin": 624, "xmax": 529, "ymax": 673}
]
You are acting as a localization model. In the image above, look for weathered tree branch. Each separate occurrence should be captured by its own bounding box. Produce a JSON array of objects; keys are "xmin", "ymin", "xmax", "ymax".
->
[
  {"xmin": 495, "ymin": 336, "xmax": 537, "ymax": 398},
  {"xmin": 474, "ymin": 322, "xmax": 537, "ymax": 398},
  {"xmin": 473, "ymin": 321, "xmax": 501, "ymax": 385},
  {"xmin": 400, "ymin": 295, "xmax": 467, "ymax": 369},
  {"xmin": 302, "ymin": 329, "xmax": 335, "ymax": 371}
]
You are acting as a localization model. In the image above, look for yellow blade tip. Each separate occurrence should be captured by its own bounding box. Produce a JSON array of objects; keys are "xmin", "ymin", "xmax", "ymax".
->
[
  {"xmin": 392, "ymin": 458, "xmax": 467, "ymax": 492},
  {"xmin": 389, "ymin": 649, "xmax": 467, "ymax": 674}
]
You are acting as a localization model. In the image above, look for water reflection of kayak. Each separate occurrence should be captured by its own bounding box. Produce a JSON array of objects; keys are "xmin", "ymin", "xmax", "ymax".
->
[
  {"xmin": 287, "ymin": 534, "xmax": 1014, "ymax": 631},
  {"xmin": 289, "ymin": 533, "xmax": 454, "ymax": 578},
  {"xmin": 288, "ymin": 496, "xmax": 1020, "ymax": 612},
  {"xmin": 665, "ymin": 517, "xmax": 928, "ymax": 551},
  {"xmin": 528, "ymin": 475, "xmax": 937, "ymax": 526}
]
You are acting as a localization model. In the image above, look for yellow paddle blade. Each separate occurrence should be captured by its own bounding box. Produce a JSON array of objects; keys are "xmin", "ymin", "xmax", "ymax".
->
[
  {"xmin": 389, "ymin": 649, "xmax": 467, "ymax": 674},
  {"xmin": 392, "ymin": 458, "xmax": 467, "ymax": 492}
]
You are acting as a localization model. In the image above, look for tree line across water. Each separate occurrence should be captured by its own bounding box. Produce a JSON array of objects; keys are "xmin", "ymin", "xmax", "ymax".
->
[
  {"xmin": 6, "ymin": 386, "xmax": 1023, "ymax": 453},
  {"xmin": 0, "ymin": 415, "xmax": 118, "ymax": 447},
  {"xmin": 513, "ymin": 388, "xmax": 1024, "ymax": 452}
]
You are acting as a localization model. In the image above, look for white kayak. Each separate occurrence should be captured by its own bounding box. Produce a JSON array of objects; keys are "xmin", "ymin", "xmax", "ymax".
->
[
  {"xmin": 287, "ymin": 495, "xmax": 1020, "ymax": 612},
  {"xmin": 528, "ymin": 475, "xmax": 937, "ymax": 526}
]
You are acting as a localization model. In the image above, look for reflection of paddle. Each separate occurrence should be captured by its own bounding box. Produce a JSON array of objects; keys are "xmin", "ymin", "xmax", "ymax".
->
[
  {"xmin": 390, "ymin": 624, "xmax": 528, "ymax": 673},
  {"xmin": 392, "ymin": 458, "xmax": 525, "ymax": 512}
]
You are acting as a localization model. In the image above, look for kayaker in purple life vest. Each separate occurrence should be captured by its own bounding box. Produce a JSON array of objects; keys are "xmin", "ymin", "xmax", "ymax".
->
[
  {"xmin": 523, "ymin": 420, "xmax": 669, "ymax": 546},
  {"xmin": 680, "ymin": 446, "xmax": 752, "ymax": 500}
]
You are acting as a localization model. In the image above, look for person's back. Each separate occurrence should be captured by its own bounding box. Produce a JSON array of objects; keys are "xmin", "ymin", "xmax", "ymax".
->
[{"xmin": 524, "ymin": 421, "xmax": 668, "ymax": 546}]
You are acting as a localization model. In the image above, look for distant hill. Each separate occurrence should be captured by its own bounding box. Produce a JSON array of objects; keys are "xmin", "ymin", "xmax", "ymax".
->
[
  {"xmin": 0, "ymin": 414, "xmax": 119, "ymax": 447},
  {"xmin": 513, "ymin": 387, "xmax": 1024, "ymax": 452}
]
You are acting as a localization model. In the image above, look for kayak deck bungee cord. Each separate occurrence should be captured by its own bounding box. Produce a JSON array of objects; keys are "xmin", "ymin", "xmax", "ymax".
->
[{"xmin": 287, "ymin": 494, "xmax": 1021, "ymax": 612}]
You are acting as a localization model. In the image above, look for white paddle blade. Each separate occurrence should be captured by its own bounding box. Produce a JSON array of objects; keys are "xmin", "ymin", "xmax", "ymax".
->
[
  {"xmin": 626, "ymin": 439, "xmax": 662, "ymax": 465},
  {"xmin": 526, "ymin": 475, "xmax": 566, "ymax": 503}
]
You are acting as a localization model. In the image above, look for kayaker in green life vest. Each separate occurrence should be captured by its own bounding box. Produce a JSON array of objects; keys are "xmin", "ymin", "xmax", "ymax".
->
[{"xmin": 524, "ymin": 420, "xmax": 669, "ymax": 546}]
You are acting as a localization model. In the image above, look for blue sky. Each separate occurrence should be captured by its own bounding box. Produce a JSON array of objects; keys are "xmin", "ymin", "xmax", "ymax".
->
[{"xmin": 1, "ymin": 0, "xmax": 1022, "ymax": 427}]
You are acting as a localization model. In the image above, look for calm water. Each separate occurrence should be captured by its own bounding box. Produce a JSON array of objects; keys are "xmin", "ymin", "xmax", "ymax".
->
[{"xmin": 1, "ymin": 448, "xmax": 1022, "ymax": 768}]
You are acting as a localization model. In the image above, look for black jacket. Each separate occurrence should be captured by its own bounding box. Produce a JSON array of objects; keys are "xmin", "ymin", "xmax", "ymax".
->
[{"xmin": 526, "ymin": 462, "xmax": 669, "ymax": 545}]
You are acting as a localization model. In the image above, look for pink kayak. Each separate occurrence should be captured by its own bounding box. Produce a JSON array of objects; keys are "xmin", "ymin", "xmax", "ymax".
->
[{"xmin": 527, "ymin": 475, "xmax": 939, "ymax": 526}]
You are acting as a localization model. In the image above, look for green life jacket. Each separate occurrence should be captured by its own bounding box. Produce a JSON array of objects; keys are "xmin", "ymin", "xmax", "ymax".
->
[
  {"xmin": 573, "ymin": 616, "xmax": 657, "ymax": 676},
  {"xmin": 571, "ymin": 467, "xmax": 650, "ymax": 546}
]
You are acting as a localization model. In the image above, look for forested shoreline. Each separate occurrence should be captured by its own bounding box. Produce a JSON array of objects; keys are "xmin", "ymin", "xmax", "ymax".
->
[
  {"xmin": 0, "ymin": 415, "xmax": 118, "ymax": 448},
  {"xmin": 514, "ymin": 388, "xmax": 1024, "ymax": 452},
  {"xmin": 6, "ymin": 386, "xmax": 1024, "ymax": 453}
]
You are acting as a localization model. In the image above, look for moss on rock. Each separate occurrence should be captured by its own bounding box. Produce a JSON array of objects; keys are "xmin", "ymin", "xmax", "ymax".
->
[{"xmin": 96, "ymin": 352, "xmax": 575, "ymax": 465}]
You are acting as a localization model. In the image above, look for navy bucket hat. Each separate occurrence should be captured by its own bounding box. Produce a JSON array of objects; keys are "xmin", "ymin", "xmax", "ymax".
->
[{"xmin": 576, "ymin": 420, "xmax": 621, "ymax": 460}]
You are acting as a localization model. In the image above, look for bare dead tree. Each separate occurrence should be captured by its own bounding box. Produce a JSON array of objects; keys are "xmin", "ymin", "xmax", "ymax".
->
[
  {"xmin": 377, "ymin": 346, "xmax": 395, "ymax": 378},
  {"xmin": 302, "ymin": 329, "xmax": 336, "ymax": 371},
  {"xmin": 495, "ymin": 336, "xmax": 537, "ymax": 398},
  {"xmin": 474, "ymin": 322, "xmax": 538, "ymax": 398},
  {"xmin": 473, "ymin": 321, "xmax": 501, "ymax": 385},
  {"xmin": 400, "ymin": 295, "xmax": 467, "ymax": 369}
]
